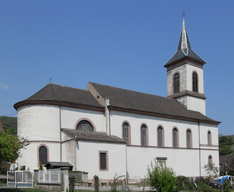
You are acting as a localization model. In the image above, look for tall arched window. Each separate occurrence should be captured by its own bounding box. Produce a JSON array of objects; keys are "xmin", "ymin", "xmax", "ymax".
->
[
  {"xmin": 158, "ymin": 126, "xmax": 163, "ymax": 147},
  {"xmin": 174, "ymin": 73, "xmax": 180, "ymax": 93},
  {"xmin": 173, "ymin": 128, "xmax": 178, "ymax": 147},
  {"xmin": 39, "ymin": 145, "xmax": 48, "ymax": 165},
  {"xmin": 141, "ymin": 125, "xmax": 147, "ymax": 146},
  {"xmin": 76, "ymin": 120, "xmax": 94, "ymax": 132},
  {"xmin": 208, "ymin": 131, "xmax": 211, "ymax": 145},
  {"xmin": 123, "ymin": 122, "xmax": 130, "ymax": 145},
  {"xmin": 186, "ymin": 129, "xmax": 192, "ymax": 148},
  {"xmin": 208, "ymin": 155, "xmax": 212, "ymax": 167},
  {"xmin": 193, "ymin": 72, "xmax": 198, "ymax": 92}
]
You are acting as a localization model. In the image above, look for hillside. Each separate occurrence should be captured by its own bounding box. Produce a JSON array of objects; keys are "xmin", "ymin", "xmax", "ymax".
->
[{"xmin": 0, "ymin": 116, "xmax": 17, "ymax": 135}]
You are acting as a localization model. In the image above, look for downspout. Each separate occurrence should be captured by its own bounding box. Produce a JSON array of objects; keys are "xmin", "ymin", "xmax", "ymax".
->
[
  {"xmin": 60, "ymin": 101, "xmax": 62, "ymax": 162},
  {"xmin": 74, "ymin": 136, "xmax": 77, "ymax": 171},
  {"xmin": 126, "ymin": 143, "xmax": 128, "ymax": 184},
  {"xmin": 198, "ymin": 119, "xmax": 201, "ymax": 179},
  {"xmin": 105, "ymin": 98, "xmax": 110, "ymax": 135}
]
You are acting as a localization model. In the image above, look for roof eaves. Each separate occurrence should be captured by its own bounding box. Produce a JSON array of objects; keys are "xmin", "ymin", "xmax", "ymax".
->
[{"xmin": 108, "ymin": 105, "xmax": 220, "ymax": 125}]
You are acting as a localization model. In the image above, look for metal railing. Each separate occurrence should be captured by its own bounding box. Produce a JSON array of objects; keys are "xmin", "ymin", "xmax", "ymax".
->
[
  {"xmin": 7, "ymin": 171, "xmax": 33, "ymax": 188},
  {"xmin": 38, "ymin": 169, "xmax": 61, "ymax": 184}
]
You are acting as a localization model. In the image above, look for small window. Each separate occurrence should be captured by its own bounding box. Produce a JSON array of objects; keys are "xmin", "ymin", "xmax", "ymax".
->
[
  {"xmin": 123, "ymin": 122, "xmax": 129, "ymax": 145},
  {"xmin": 193, "ymin": 72, "xmax": 198, "ymax": 92},
  {"xmin": 208, "ymin": 131, "xmax": 211, "ymax": 145},
  {"xmin": 99, "ymin": 151, "xmax": 108, "ymax": 170},
  {"xmin": 186, "ymin": 129, "xmax": 192, "ymax": 148},
  {"xmin": 76, "ymin": 120, "xmax": 94, "ymax": 132},
  {"xmin": 174, "ymin": 73, "xmax": 180, "ymax": 93},
  {"xmin": 39, "ymin": 146, "xmax": 48, "ymax": 165},
  {"xmin": 173, "ymin": 128, "xmax": 178, "ymax": 147},
  {"xmin": 158, "ymin": 126, "xmax": 163, "ymax": 147},
  {"xmin": 141, "ymin": 125, "xmax": 147, "ymax": 146}
]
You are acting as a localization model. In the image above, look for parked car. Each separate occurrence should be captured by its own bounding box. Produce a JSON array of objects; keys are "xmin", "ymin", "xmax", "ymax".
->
[{"xmin": 216, "ymin": 175, "xmax": 234, "ymax": 186}]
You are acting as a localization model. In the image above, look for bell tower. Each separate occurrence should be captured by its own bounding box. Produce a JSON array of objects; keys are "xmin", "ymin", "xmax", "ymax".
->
[{"xmin": 164, "ymin": 18, "xmax": 206, "ymax": 115}]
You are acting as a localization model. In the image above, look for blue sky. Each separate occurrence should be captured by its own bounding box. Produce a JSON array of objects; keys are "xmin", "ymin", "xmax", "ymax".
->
[{"xmin": 0, "ymin": 1, "xmax": 233, "ymax": 135}]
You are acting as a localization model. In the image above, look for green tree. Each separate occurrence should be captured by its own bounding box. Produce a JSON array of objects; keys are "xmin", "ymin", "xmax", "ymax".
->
[
  {"xmin": 219, "ymin": 135, "xmax": 234, "ymax": 156},
  {"xmin": 203, "ymin": 163, "xmax": 219, "ymax": 185},
  {"xmin": 0, "ymin": 116, "xmax": 17, "ymax": 135},
  {"xmin": 147, "ymin": 160, "xmax": 177, "ymax": 192},
  {"xmin": 0, "ymin": 129, "xmax": 28, "ymax": 163}
]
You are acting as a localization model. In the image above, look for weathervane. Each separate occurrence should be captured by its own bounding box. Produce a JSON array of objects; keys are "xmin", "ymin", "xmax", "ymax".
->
[
  {"xmin": 182, "ymin": 10, "xmax": 186, "ymax": 18},
  {"xmin": 50, "ymin": 78, "xmax": 52, "ymax": 83}
]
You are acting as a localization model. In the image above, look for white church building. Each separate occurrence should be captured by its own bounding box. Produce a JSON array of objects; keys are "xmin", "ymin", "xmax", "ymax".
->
[{"xmin": 14, "ymin": 19, "xmax": 220, "ymax": 182}]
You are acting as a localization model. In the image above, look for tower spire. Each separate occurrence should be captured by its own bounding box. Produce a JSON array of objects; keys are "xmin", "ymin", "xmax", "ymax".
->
[
  {"xmin": 177, "ymin": 18, "xmax": 191, "ymax": 55},
  {"xmin": 164, "ymin": 18, "xmax": 205, "ymax": 67}
]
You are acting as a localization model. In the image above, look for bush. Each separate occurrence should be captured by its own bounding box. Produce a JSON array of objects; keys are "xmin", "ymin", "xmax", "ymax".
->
[
  {"xmin": 197, "ymin": 181, "xmax": 219, "ymax": 192},
  {"xmin": 93, "ymin": 175, "xmax": 99, "ymax": 192},
  {"xmin": 176, "ymin": 176, "xmax": 194, "ymax": 191},
  {"xmin": 222, "ymin": 179, "xmax": 230, "ymax": 192},
  {"xmin": 69, "ymin": 176, "xmax": 75, "ymax": 192},
  {"xmin": 147, "ymin": 160, "xmax": 177, "ymax": 192},
  {"xmin": 109, "ymin": 174, "xmax": 124, "ymax": 192}
]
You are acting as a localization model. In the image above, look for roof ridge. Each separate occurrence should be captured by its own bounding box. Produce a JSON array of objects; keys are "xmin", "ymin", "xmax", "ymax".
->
[
  {"xmin": 49, "ymin": 83, "xmax": 89, "ymax": 92},
  {"xmin": 90, "ymin": 82, "xmax": 168, "ymax": 100}
]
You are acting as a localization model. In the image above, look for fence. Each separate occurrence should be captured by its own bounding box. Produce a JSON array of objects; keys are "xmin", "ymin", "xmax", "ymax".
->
[
  {"xmin": 7, "ymin": 171, "xmax": 33, "ymax": 188},
  {"xmin": 128, "ymin": 176, "xmax": 141, "ymax": 184},
  {"xmin": 38, "ymin": 169, "xmax": 61, "ymax": 184}
]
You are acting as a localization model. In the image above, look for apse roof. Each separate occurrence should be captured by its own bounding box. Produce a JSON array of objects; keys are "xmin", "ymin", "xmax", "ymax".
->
[{"xmin": 14, "ymin": 83, "xmax": 103, "ymax": 109}]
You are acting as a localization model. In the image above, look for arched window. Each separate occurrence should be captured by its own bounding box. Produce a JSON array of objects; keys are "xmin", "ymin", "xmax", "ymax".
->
[
  {"xmin": 39, "ymin": 145, "xmax": 48, "ymax": 165},
  {"xmin": 76, "ymin": 120, "xmax": 94, "ymax": 132},
  {"xmin": 158, "ymin": 126, "xmax": 163, "ymax": 147},
  {"xmin": 141, "ymin": 125, "xmax": 147, "ymax": 146},
  {"xmin": 186, "ymin": 129, "xmax": 192, "ymax": 148},
  {"xmin": 208, "ymin": 131, "xmax": 211, "ymax": 145},
  {"xmin": 123, "ymin": 122, "xmax": 130, "ymax": 145},
  {"xmin": 193, "ymin": 72, "xmax": 198, "ymax": 92},
  {"xmin": 173, "ymin": 128, "xmax": 178, "ymax": 147},
  {"xmin": 208, "ymin": 155, "xmax": 212, "ymax": 167},
  {"xmin": 174, "ymin": 73, "xmax": 180, "ymax": 93}
]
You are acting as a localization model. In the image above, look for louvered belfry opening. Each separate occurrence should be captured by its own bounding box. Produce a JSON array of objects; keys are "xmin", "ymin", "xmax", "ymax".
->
[
  {"xmin": 158, "ymin": 126, "xmax": 163, "ymax": 147},
  {"xmin": 39, "ymin": 146, "xmax": 47, "ymax": 164},
  {"xmin": 123, "ymin": 122, "xmax": 129, "ymax": 145},
  {"xmin": 174, "ymin": 73, "xmax": 180, "ymax": 93},
  {"xmin": 193, "ymin": 72, "xmax": 198, "ymax": 92},
  {"xmin": 76, "ymin": 120, "xmax": 94, "ymax": 132},
  {"xmin": 100, "ymin": 153, "xmax": 106, "ymax": 169}
]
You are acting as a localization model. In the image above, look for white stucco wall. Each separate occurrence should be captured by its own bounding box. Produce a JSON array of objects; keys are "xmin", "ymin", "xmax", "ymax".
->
[
  {"xmin": 60, "ymin": 106, "xmax": 105, "ymax": 132},
  {"xmin": 17, "ymin": 105, "xmax": 61, "ymax": 141},
  {"xmin": 17, "ymin": 104, "xmax": 106, "ymax": 172},
  {"xmin": 186, "ymin": 65, "xmax": 204, "ymax": 94},
  {"xmin": 75, "ymin": 141, "xmax": 126, "ymax": 181},
  {"xmin": 177, "ymin": 96, "xmax": 206, "ymax": 115},
  {"xmin": 17, "ymin": 142, "xmax": 60, "ymax": 171},
  {"xmin": 16, "ymin": 103, "xmax": 219, "ymax": 180},
  {"xmin": 109, "ymin": 110, "xmax": 219, "ymax": 178}
]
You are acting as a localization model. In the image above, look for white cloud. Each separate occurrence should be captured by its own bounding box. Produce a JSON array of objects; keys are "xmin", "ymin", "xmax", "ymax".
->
[{"xmin": 0, "ymin": 84, "xmax": 9, "ymax": 89}]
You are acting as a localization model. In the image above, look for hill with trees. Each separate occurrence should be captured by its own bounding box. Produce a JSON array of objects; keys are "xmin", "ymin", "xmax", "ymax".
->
[{"xmin": 0, "ymin": 116, "xmax": 17, "ymax": 135}]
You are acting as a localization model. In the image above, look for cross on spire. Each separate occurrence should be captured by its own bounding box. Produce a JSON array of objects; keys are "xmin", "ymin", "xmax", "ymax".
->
[{"xmin": 182, "ymin": 10, "xmax": 186, "ymax": 18}]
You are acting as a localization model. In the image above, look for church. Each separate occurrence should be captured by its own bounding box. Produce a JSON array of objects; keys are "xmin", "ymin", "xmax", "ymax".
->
[{"xmin": 14, "ymin": 19, "xmax": 220, "ymax": 182}]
